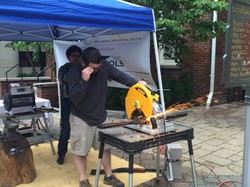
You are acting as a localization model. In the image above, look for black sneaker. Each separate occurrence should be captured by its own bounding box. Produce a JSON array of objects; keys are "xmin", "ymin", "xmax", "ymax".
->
[
  {"xmin": 56, "ymin": 154, "xmax": 65, "ymax": 165},
  {"xmin": 103, "ymin": 174, "xmax": 124, "ymax": 187},
  {"xmin": 79, "ymin": 179, "xmax": 92, "ymax": 187}
]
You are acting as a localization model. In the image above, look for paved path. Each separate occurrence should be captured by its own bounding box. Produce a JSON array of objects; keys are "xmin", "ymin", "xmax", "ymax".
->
[
  {"xmin": 1, "ymin": 101, "xmax": 245, "ymax": 187},
  {"xmin": 111, "ymin": 102, "xmax": 246, "ymax": 187}
]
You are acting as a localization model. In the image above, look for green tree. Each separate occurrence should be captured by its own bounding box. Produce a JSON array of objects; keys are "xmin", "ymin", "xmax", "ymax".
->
[
  {"xmin": 126, "ymin": 0, "xmax": 228, "ymax": 67},
  {"xmin": 5, "ymin": 41, "xmax": 53, "ymax": 74}
]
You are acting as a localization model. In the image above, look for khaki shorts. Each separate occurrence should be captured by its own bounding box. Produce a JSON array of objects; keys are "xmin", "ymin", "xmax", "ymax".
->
[{"xmin": 69, "ymin": 114, "xmax": 113, "ymax": 156}]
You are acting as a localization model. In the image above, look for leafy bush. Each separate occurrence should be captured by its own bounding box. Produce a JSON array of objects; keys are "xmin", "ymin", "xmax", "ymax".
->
[
  {"xmin": 106, "ymin": 72, "xmax": 193, "ymax": 110},
  {"xmin": 106, "ymin": 87, "xmax": 128, "ymax": 110},
  {"xmin": 162, "ymin": 72, "xmax": 193, "ymax": 107}
]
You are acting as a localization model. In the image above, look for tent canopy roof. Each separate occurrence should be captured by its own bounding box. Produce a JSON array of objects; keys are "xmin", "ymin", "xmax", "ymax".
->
[{"xmin": 0, "ymin": 0, "xmax": 155, "ymax": 41}]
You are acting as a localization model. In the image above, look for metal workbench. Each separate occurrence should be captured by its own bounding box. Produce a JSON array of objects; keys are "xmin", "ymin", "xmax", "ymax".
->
[
  {"xmin": 3, "ymin": 111, "xmax": 55, "ymax": 155},
  {"xmin": 94, "ymin": 123, "xmax": 197, "ymax": 187}
]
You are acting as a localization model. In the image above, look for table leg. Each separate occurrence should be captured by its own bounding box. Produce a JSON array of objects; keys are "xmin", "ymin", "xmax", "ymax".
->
[
  {"xmin": 156, "ymin": 146, "xmax": 160, "ymax": 181},
  {"xmin": 31, "ymin": 118, "xmax": 38, "ymax": 137},
  {"xmin": 42, "ymin": 115, "xmax": 55, "ymax": 155},
  {"xmin": 128, "ymin": 154, "xmax": 134, "ymax": 187},
  {"xmin": 32, "ymin": 118, "xmax": 40, "ymax": 147},
  {"xmin": 188, "ymin": 139, "xmax": 197, "ymax": 187},
  {"xmin": 94, "ymin": 141, "xmax": 105, "ymax": 187}
]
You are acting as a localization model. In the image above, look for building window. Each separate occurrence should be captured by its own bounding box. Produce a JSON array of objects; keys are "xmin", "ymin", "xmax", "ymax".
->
[
  {"xmin": 159, "ymin": 46, "xmax": 179, "ymax": 69},
  {"xmin": 19, "ymin": 51, "xmax": 46, "ymax": 67}
]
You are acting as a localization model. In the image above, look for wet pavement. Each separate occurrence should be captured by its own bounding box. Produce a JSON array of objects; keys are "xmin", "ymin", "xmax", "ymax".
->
[
  {"xmin": 1, "ymin": 101, "xmax": 246, "ymax": 187},
  {"xmin": 109, "ymin": 102, "xmax": 245, "ymax": 187}
]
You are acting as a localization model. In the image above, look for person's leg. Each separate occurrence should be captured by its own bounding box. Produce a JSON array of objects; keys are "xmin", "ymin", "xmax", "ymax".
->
[
  {"xmin": 93, "ymin": 121, "xmax": 124, "ymax": 187},
  {"xmin": 102, "ymin": 150, "xmax": 112, "ymax": 175},
  {"xmin": 102, "ymin": 149, "xmax": 124, "ymax": 187},
  {"xmin": 70, "ymin": 114, "xmax": 95, "ymax": 186},
  {"xmin": 57, "ymin": 98, "xmax": 71, "ymax": 164},
  {"xmin": 58, "ymin": 98, "xmax": 71, "ymax": 155},
  {"xmin": 74, "ymin": 154, "xmax": 88, "ymax": 181}
]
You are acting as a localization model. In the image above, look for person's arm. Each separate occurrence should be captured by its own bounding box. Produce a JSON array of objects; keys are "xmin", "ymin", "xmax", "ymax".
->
[
  {"xmin": 58, "ymin": 63, "xmax": 70, "ymax": 84},
  {"xmin": 106, "ymin": 62, "xmax": 137, "ymax": 87},
  {"xmin": 106, "ymin": 61, "xmax": 147, "ymax": 87},
  {"xmin": 68, "ymin": 64, "xmax": 89, "ymax": 106},
  {"xmin": 137, "ymin": 80, "xmax": 147, "ymax": 86}
]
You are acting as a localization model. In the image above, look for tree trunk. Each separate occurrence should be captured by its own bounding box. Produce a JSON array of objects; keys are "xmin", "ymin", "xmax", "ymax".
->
[{"xmin": 0, "ymin": 130, "xmax": 36, "ymax": 187}]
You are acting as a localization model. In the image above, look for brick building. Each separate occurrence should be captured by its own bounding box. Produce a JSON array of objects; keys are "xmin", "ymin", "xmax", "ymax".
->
[{"xmin": 152, "ymin": 12, "xmax": 244, "ymax": 106}]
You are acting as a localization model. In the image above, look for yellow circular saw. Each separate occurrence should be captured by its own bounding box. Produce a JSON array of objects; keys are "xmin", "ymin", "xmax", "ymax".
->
[{"xmin": 125, "ymin": 83, "xmax": 160, "ymax": 121}]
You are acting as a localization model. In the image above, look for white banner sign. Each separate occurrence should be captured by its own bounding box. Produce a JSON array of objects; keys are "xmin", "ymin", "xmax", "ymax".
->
[{"xmin": 53, "ymin": 31, "xmax": 156, "ymax": 88}]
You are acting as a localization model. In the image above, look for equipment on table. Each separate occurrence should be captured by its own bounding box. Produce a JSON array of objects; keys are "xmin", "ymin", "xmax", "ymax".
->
[
  {"xmin": 4, "ymin": 86, "xmax": 35, "ymax": 115},
  {"xmin": 125, "ymin": 83, "xmax": 161, "ymax": 122},
  {"xmin": 125, "ymin": 83, "xmax": 176, "ymax": 133},
  {"xmin": 99, "ymin": 84, "xmax": 177, "ymax": 134},
  {"xmin": 95, "ymin": 84, "xmax": 193, "ymax": 186}
]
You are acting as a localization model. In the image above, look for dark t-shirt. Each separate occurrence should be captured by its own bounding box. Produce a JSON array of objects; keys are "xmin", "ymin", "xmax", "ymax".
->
[
  {"xmin": 58, "ymin": 62, "xmax": 72, "ymax": 99},
  {"xmin": 68, "ymin": 60, "xmax": 138, "ymax": 126}
]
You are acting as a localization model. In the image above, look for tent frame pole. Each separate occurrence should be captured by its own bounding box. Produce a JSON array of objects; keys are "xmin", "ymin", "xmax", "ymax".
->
[
  {"xmin": 152, "ymin": 31, "xmax": 174, "ymax": 181},
  {"xmin": 243, "ymin": 87, "xmax": 250, "ymax": 187}
]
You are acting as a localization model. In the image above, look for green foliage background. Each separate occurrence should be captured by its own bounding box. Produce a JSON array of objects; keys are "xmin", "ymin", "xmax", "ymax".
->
[
  {"xmin": 106, "ymin": 87, "xmax": 128, "ymax": 110},
  {"xmin": 162, "ymin": 72, "xmax": 193, "ymax": 106},
  {"xmin": 106, "ymin": 72, "xmax": 192, "ymax": 110},
  {"xmin": 126, "ymin": 0, "xmax": 228, "ymax": 67}
]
